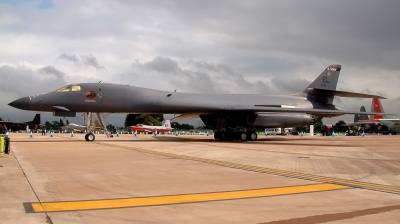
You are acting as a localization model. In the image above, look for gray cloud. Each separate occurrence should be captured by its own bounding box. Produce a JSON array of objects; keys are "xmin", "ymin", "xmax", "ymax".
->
[
  {"xmin": 270, "ymin": 78, "xmax": 310, "ymax": 94},
  {"xmin": 38, "ymin": 66, "xmax": 66, "ymax": 78},
  {"xmin": 132, "ymin": 57, "xmax": 272, "ymax": 94},
  {"xmin": 0, "ymin": 65, "xmax": 67, "ymax": 97},
  {"xmin": 142, "ymin": 57, "xmax": 179, "ymax": 73},
  {"xmin": 81, "ymin": 54, "xmax": 106, "ymax": 70},
  {"xmin": 57, "ymin": 53, "xmax": 106, "ymax": 70},
  {"xmin": 58, "ymin": 53, "xmax": 79, "ymax": 64},
  {"xmin": 159, "ymin": 1, "xmax": 400, "ymax": 70},
  {"xmin": 0, "ymin": 64, "xmax": 69, "ymax": 123}
]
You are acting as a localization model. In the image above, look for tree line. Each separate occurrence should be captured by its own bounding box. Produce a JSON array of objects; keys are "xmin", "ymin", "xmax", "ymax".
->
[
  {"xmin": 44, "ymin": 119, "xmax": 69, "ymax": 130},
  {"xmin": 295, "ymin": 117, "xmax": 348, "ymax": 133}
]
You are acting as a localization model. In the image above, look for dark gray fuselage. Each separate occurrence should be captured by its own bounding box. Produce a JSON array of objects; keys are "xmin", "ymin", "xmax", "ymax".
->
[
  {"xmin": 10, "ymin": 83, "xmax": 340, "ymax": 129},
  {"xmin": 25, "ymin": 83, "xmax": 314, "ymax": 113}
]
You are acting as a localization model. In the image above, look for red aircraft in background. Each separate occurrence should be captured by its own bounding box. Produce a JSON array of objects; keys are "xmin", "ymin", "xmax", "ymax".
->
[
  {"xmin": 130, "ymin": 120, "xmax": 173, "ymax": 133},
  {"xmin": 351, "ymin": 98, "xmax": 399, "ymax": 134}
]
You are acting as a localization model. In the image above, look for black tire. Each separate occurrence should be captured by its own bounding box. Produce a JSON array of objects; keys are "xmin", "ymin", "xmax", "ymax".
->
[
  {"xmin": 239, "ymin": 132, "xmax": 247, "ymax": 141},
  {"xmin": 85, "ymin": 133, "xmax": 95, "ymax": 141},
  {"xmin": 220, "ymin": 131, "xmax": 227, "ymax": 140},
  {"xmin": 214, "ymin": 131, "xmax": 221, "ymax": 139},
  {"xmin": 249, "ymin": 131, "xmax": 257, "ymax": 141}
]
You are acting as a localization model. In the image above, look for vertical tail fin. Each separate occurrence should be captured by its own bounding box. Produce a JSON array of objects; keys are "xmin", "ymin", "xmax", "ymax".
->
[
  {"xmin": 164, "ymin": 120, "xmax": 171, "ymax": 128},
  {"xmin": 354, "ymin": 106, "xmax": 369, "ymax": 122},
  {"xmin": 371, "ymin": 98, "xmax": 386, "ymax": 119},
  {"xmin": 296, "ymin": 64, "xmax": 342, "ymax": 105},
  {"xmin": 27, "ymin": 114, "xmax": 41, "ymax": 125},
  {"xmin": 306, "ymin": 64, "xmax": 341, "ymax": 91},
  {"xmin": 354, "ymin": 114, "xmax": 360, "ymax": 122}
]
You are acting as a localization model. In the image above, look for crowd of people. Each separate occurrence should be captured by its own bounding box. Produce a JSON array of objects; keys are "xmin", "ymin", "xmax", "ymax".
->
[{"xmin": 320, "ymin": 125, "xmax": 362, "ymax": 136}]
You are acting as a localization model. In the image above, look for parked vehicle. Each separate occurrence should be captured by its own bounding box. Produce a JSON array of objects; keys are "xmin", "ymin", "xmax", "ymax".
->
[{"xmin": 265, "ymin": 128, "xmax": 296, "ymax": 135}]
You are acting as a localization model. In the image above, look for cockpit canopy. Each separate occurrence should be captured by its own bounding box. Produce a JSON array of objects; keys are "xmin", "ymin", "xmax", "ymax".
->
[{"xmin": 56, "ymin": 85, "xmax": 81, "ymax": 92}]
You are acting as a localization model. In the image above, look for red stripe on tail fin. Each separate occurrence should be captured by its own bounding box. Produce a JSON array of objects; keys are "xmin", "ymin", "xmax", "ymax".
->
[{"xmin": 372, "ymin": 98, "xmax": 383, "ymax": 119}]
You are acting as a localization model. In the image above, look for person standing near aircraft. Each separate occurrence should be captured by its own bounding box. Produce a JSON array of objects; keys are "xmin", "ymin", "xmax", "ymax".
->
[
  {"xmin": 0, "ymin": 124, "xmax": 6, "ymax": 134},
  {"xmin": 321, "ymin": 125, "xmax": 326, "ymax": 136},
  {"xmin": 41, "ymin": 126, "xmax": 45, "ymax": 136}
]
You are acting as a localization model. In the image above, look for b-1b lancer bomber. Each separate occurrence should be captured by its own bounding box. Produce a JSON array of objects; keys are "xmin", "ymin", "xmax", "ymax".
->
[{"xmin": 8, "ymin": 64, "xmax": 388, "ymax": 141}]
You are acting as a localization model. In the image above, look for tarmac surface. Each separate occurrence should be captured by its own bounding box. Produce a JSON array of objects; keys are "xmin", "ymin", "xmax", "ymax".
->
[{"xmin": 1, "ymin": 132, "xmax": 400, "ymax": 223}]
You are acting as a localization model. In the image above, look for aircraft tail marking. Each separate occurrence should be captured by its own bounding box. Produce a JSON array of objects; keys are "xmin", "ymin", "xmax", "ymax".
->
[
  {"xmin": 296, "ymin": 65, "xmax": 385, "ymax": 104},
  {"xmin": 306, "ymin": 64, "xmax": 341, "ymax": 91},
  {"xmin": 371, "ymin": 98, "xmax": 386, "ymax": 119},
  {"xmin": 164, "ymin": 120, "xmax": 171, "ymax": 128}
]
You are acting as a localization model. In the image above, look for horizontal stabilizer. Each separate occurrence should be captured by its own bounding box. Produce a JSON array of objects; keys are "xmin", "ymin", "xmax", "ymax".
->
[
  {"xmin": 311, "ymin": 89, "xmax": 386, "ymax": 99},
  {"xmin": 378, "ymin": 118, "xmax": 400, "ymax": 121},
  {"xmin": 346, "ymin": 121, "xmax": 380, "ymax": 126}
]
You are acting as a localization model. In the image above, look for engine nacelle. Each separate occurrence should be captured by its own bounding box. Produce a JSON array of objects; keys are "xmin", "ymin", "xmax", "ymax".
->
[
  {"xmin": 252, "ymin": 113, "xmax": 314, "ymax": 128},
  {"xmin": 200, "ymin": 113, "xmax": 315, "ymax": 128}
]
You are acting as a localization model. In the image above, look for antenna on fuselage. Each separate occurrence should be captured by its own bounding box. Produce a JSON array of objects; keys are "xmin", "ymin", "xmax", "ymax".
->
[{"xmin": 99, "ymin": 81, "xmax": 101, "ymax": 83}]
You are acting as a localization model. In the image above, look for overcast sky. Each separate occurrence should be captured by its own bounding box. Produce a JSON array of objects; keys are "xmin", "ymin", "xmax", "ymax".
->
[{"xmin": 1, "ymin": 0, "xmax": 399, "ymax": 127}]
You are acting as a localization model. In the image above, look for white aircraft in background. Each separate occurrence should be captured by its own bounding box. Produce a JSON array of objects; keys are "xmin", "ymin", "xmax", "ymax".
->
[
  {"xmin": 61, "ymin": 123, "xmax": 87, "ymax": 132},
  {"xmin": 61, "ymin": 120, "xmax": 102, "ymax": 133},
  {"xmin": 130, "ymin": 120, "xmax": 173, "ymax": 133}
]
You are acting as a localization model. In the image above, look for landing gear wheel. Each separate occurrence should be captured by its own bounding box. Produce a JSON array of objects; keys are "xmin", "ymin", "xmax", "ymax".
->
[
  {"xmin": 214, "ymin": 131, "xmax": 221, "ymax": 140},
  {"xmin": 246, "ymin": 131, "xmax": 257, "ymax": 141},
  {"xmin": 239, "ymin": 132, "xmax": 247, "ymax": 141},
  {"xmin": 220, "ymin": 131, "xmax": 228, "ymax": 141},
  {"xmin": 249, "ymin": 131, "xmax": 258, "ymax": 141},
  {"xmin": 85, "ymin": 133, "xmax": 95, "ymax": 141}
]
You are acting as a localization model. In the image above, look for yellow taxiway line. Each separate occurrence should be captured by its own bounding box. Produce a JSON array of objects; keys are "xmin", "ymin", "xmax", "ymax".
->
[{"xmin": 28, "ymin": 183, "xmax": 348, "ymax": 213}]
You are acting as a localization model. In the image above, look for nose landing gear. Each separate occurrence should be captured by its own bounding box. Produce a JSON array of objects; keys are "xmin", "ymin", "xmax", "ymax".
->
[{"xmin": 85, "ymin": 132, "xmax": 95, "ymax": 141}]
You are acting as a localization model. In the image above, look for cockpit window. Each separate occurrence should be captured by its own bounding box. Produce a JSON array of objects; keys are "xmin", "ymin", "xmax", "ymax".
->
[
  {"xmin": 56, "ymin": 85, "xmax": 71, "ymax": 92},
  {"xmin": 55, "ymin": 84, "xmax": 81, "ymax": 92},
  {"xmin": 71, "ymin": 85, "xmax": 81, "ymax": 91}
]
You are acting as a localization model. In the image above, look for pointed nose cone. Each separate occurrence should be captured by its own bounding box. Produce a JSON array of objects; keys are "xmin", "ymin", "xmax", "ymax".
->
[{"xmin": 8, "ymin": 97, "xmax": 30, "ymax": 110}]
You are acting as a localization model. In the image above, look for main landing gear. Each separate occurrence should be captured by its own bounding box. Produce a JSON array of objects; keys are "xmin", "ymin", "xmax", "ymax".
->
[{"xmin": 214, "ymin": 130, "xmax": 258, "ymax": 141}]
